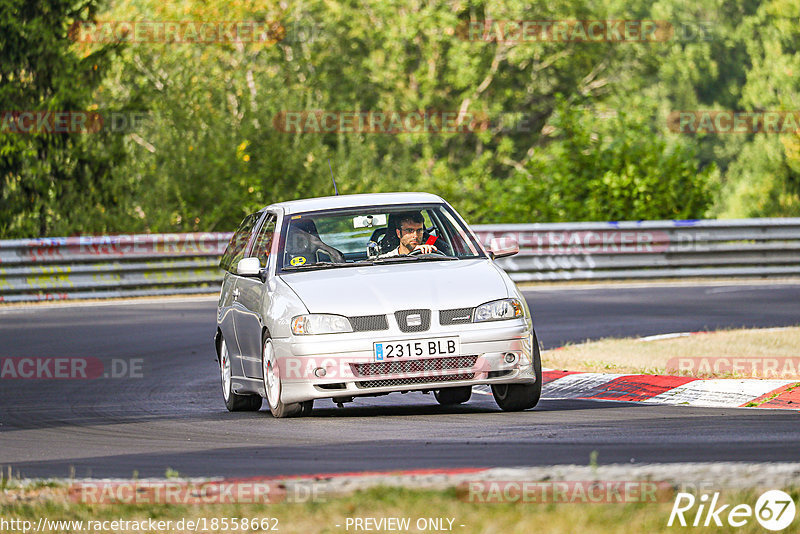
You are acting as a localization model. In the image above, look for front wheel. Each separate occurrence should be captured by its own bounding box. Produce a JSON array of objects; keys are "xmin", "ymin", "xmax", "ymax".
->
[
  {"xmin": 262, "ymin": 336, "xmax": 305, "ymax": 418},
  {"xmin": 492, "ymin": 333, "xmax": 543, "ymax": 412},
  {"xmin": 220, "ymin": 337, "xmax": 262, "ymax": 412}
]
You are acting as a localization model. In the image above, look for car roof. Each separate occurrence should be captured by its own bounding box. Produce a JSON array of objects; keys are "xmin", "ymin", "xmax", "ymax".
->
[{"xmin": 266, "ymin": 192, "xmax": 446, "ymax": 215}]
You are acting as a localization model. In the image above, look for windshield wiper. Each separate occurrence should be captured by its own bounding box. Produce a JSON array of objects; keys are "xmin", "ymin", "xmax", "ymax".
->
[
  {"xmin": 373, "ymin": 255, "xmax": 457, "ymax": 264},
  {"xmin": 282, "ymin": 261, "xmax": 350, "ymax": 271}
]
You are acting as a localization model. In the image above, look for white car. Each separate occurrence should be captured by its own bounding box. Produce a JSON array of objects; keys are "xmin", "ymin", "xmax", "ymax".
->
[{"xmin": 215, "ymin": 192, "xmax": 541, "ymax": 417}]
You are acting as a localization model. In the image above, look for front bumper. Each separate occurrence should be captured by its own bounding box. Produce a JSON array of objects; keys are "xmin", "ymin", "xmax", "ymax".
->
[{"xmin": 270, "ymin": 321, "xmax": 536, "ymax": 404}]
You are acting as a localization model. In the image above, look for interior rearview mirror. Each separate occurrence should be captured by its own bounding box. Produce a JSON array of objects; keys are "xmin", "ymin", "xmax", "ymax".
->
[{"xmin": 353, "ymin": 214, "xmax": 387, "ymax": 228}]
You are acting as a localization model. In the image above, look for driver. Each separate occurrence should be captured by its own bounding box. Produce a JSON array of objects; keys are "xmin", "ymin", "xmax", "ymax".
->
[{"xmin": 380, "ymin": 211, "xmax": 438, "ymax": 257}]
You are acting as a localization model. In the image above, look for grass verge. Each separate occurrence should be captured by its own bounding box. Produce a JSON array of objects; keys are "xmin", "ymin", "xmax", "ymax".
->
[
  {"xmin": 1, "ymin": 485, "xmax": 798, "ymax": 533},
  {"xmin": 542, "ymin": 326, "xmax": 800, "ymax": 378}
]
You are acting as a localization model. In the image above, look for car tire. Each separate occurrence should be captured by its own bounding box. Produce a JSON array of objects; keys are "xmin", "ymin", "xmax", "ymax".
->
[
  {"xmin": 220, "ymin": 337, "xmax": 262, "ymax": 412},
  {"xmin": 262, "ymin": 335, "xmax": 304, "ymax": 418},
  {"xmin": 491, "ymin": 332, "xmax": 543, "ymax": 412},
  {"xmin": 434, "ymin": 386, "xmax": 472, "ymax": 405}
]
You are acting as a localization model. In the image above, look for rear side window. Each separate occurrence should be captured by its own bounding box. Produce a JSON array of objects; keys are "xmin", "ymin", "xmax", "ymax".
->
[{"xmin": 220, "ymin": 212, "xmax": 260, "ymax": 272}]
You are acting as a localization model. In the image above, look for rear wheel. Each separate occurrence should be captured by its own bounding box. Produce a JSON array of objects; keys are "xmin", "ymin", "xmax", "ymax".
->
[
  {"xmin": 434, "ymin": 386, "xmax": 472, "ymax": 405},
  {"xmin": 220, "ymin": 337, "xmax": 262, "ymax": 412},
  {"xmin": 492, "ymin": 333, "xmax": 543, "ymax": 412},
  {"xmin": 262, "ymin": 336, "xmax": 305, "ymax": 418}
]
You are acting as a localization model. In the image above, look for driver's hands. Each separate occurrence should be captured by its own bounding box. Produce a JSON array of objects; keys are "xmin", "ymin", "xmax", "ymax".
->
[{"xmin": 413, "ymin": 244, "xmax": 438, "ymax": 254}]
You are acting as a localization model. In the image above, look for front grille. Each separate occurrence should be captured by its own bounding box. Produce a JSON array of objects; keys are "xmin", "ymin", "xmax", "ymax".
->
[
  {"xmin": 348, "ymin": 314, "xmax": 389, "ymax": 332},
  {"xmin": 439, "ymin": 307, "xmax": 474, "ymax": 325},
  {"xmin": 395, "ymin": 309, "xmax": 431, "ymax": 333},
  {"xmin": 351, "ymin": 355, "xmax": 478, "ymax": 377},
  {"xmin": 355, "ymin": 372, "xmax": 475, "ymax": 389}
]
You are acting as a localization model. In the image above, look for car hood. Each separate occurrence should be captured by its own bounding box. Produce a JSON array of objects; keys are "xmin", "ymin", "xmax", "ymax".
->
[{"xmin": 280, "ymin": 259, "xmax": 510, "ymax": 316}]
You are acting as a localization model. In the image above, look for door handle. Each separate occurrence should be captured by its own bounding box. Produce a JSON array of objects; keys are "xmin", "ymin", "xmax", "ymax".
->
[{"xmin": 232, "ymin": 288, "xmax": 240, "ymax": 300}]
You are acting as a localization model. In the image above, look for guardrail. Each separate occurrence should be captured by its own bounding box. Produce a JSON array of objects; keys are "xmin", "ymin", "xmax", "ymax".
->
[
  {"xmin": 474, "ymin": 218, "xmax": 800, "ymax": 281},
  {"xmin": 1, "ymin": 218, "xmax": 798, "ymax": 302},
  {"xmin": 0, "ymin": 233, "xmax": 230, "ymax": 303}
]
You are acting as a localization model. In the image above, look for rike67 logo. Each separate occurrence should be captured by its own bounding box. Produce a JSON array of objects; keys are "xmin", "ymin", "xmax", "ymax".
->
[{"xmin": 668, "ymin": 490, "xmax": 796, "ymax": 531}]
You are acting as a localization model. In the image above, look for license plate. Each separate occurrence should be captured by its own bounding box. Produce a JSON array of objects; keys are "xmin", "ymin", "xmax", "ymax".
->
[{"xmin": 374, "ymin": 337, "xmax": 460, "ymax": 362}]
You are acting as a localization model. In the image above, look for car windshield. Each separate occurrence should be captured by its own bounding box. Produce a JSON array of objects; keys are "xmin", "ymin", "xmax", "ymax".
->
[{"xmin": 277, "ymin": 204, "xmax": 486, "ymax": 272}]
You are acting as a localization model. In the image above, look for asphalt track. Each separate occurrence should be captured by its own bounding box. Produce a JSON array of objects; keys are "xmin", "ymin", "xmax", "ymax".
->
[{"xmin": 1, "ymin": 282, "xmax": 798, "ymax": 478}]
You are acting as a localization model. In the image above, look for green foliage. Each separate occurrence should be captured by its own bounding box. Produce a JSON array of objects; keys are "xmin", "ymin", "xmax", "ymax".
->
[
  {"xmin": 483, "ymin": 99, "xmax": 716, "ymax": 223},
  {"xmin": 1, "ymin": 0, "xmax": 796, "ymax": 237},
  {"xmin": 0, "ymin": 0, "xmax": 129, "ymax": 237},
  {"xmin": 716, "ymin": 135, "xmax": 800, "ymax": 217},
  {"xmin": 714, "ymin": 0, "xmax": 800, "ymax": 216}
]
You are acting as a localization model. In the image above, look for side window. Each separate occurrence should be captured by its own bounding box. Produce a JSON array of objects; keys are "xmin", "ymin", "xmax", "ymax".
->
[
  {"xmin": 251, "ymin": 215, "xmax": 276, "ymax": 268},
  {"xmin": 220, "ymin": 212, "xmax": 260, "ymax": 272}
]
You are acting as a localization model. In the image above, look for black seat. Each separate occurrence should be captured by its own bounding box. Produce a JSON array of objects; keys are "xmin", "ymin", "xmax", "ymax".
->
[
  {"xmin": 291, "ymin": 218, "xmax": 319, "ymax": 237},
  {"xmin": 376, "ymin": 214, "xmax": 400, "ymax": 253},
  {"xmin": 285, "ymin": 218, "xmax": 344, "ymax": 264}
]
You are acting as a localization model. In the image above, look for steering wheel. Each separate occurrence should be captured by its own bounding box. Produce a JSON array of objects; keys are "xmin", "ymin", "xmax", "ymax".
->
[{"xmin": 408, "ymin": 247, "xmax": 446, "ymax": 256}]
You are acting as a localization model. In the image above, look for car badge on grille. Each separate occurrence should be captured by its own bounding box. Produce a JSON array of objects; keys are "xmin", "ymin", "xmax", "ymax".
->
[{"xmin": 406, "ymin": 313, "xmax": 422, "ymax": 327}]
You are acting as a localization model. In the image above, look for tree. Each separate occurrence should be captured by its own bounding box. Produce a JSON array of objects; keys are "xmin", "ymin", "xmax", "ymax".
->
[
  {"xmin": 483, "ymin": 99, "xmax": 716, "ymax": 222},
  {"xmin": 714, "ymin": 0, "xmax": 800, "ymax": 216},
  {"xmin": 0, "ymin": 0, "xmax": 129, "ymax": 237}
]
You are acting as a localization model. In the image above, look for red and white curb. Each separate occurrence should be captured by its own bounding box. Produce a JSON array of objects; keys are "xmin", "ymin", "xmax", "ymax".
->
[
  {"xmin": 474, "ymin": 371, "xmax": 799, "ymax": 409},
  {"xmin": 473, "ymin": 329, "xmax": 799, "ymax": 409}
]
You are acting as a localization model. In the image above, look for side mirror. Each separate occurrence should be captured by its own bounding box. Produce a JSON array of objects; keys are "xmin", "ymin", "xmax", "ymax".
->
[
  {"xmin": 488, "ymin": 237, "xmax": 519, "ymax": 259},
  {"xmin": 236, "ymin": 257, "xmax": 262, "ymax": 277}
]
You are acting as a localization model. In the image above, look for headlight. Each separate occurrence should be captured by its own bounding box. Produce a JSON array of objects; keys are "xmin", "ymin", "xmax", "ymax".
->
[
  {"xmin": 291, "ymin": 314, "xmax": 353, "ymax": 335},
  {"xmin": 473, "ymin": 298, "xmax": 524, "ymax": 322}
]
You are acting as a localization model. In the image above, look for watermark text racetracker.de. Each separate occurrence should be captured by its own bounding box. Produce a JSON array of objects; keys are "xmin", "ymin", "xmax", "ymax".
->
[
  {"xmin": 69, "ymin": 20, "xmax": 285, "ymax": 44},
  {"xmin": 69, "ymin": 479, "xmax": 324, "ymax": 504},
  {"xmin": 0, "ymin": 111, "xmax": 148, "ymax": 134},
  {"xmin": 456, "ymin": 20, "xmax": 714, "ymax": 43},
  {"xmin": 458, "ymin": 20, "xmax": 670, "ymax": 42},
  {"xmin": 273, "ymin": 110, "xmax": 489, "ymax": 134},
  {"xmin": 461, "ymin": 480, "xmax": 675, "ymax": 503},
  {"xmin": 75, "ymin": 233, "xmax": 229, "ymax": 256},
  {"xmin": 472, "ymin": 229, "xmax": 716, "ymax": 255},
  {"xmin": 0, "ymin": 516, "xmax": 280, "ymax": 533},
  {"xmin": 16, "ymin": 233, "xmax": 230, "ymax": 262},
  {"xmin": 0, "ymin": 357, "xmax": 143, "ymax": 380},
  {"xmin": 667, "ymin": 357, "xmax": 800, "ymax": 379},
  {"xmin": 462, "ymin": 482, "xmax": 797, "ymax": 530},
  {"xmin": 668, "ymin": 110, "xmax": 800, "ymax": 134}
]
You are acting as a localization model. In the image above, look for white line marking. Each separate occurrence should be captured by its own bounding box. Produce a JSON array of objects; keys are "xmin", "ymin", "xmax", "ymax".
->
[
  {"xmin": 637, "ymin": 332, "xmax": 694, "ymax": 342},
  {"xmin": 520, "ymin": 279, "xmax": 800, "ymax": 292},
  {"xmin": 0, "ymin": 295, "xmax": 217, "ymax": 313}
]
